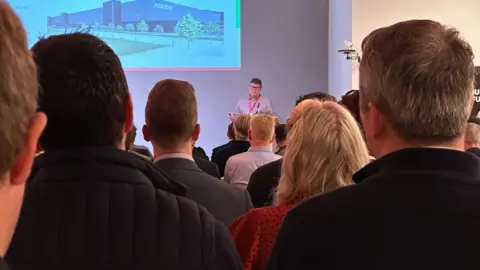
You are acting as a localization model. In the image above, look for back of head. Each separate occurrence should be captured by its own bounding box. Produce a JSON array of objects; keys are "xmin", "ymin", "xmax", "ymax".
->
[
  {"xmin": 360, "ymin": 20, "xmax": 474, "ymax": 143},
  {"xmin": 0, "ymin": 0, "xmax": 38, "ymax": 172},
  {"xmin": 339, "ymin": 90, "xmax": 361, "ymax": 127},
  {"xmin": 32, "ymin": 33, "xmax": 128, "ymax": 150},
  {"xmin": 275, "ymin": 100, "xmax": 370, "ymax": 205},
  {"xmin": 250, "ymin": 114, "xmax": 276, "ymax": 144},
  {"xmin": 465, "ymin": 122, "xmax": 480, "ymax": 149},
  {"xmin": 275, "ymin": 124, "xmax": 287, "ymax": 143},
  {"xmin": 233, "ymin": 114, "xmax": 252, "ymax": 140},
  {"xmin": 295, "ymin": 92, "xmax": 336, "ymax": 105},
  {"xmin": 145, "ymin": 79, "xmax": 197, "ymax": 149}
]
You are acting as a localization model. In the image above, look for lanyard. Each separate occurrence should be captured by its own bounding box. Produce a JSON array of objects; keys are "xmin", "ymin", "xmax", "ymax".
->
[{"xmin": 249, "ymin": 95, "xmax": 262, "ymax": 113}]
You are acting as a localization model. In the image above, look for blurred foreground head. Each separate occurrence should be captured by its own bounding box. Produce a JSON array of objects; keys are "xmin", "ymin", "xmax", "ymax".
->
[
  {"xmin": 275, "ymin": 100, "xmax": 369, "ymax": 205},
  {"xmin": 32, "ymin": 33, "xmax": 132, "ymax": 150},
  {"xmin": 359, "ymin": 20, "xmax": 474, "ymax": 158},
  {"xmin": 0, "ymin": 1, "xmax": 46, "ymax": 256}
]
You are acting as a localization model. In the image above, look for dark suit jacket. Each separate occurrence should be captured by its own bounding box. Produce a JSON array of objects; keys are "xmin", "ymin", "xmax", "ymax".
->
[
  {"xmin": 248, "ymin": 158, "xmax": 283, "ymax": 207},
  {"xmin": 212, "ymin": 140, "xmax": 251, "ymax": 178},
  {"xmin": 155, "ymin": 157, "xmax": 253, "ymax": 225},
  {"xmin": 194, "ymin": 156, "xmax": 220, "ymax": 178},
  {"xmin": 268, "ymin": 148, "xmax": 480, "ymax": 270},
  {"xmin": 211, "ymin": 141, "xmax": 233, "ymax": 161}
]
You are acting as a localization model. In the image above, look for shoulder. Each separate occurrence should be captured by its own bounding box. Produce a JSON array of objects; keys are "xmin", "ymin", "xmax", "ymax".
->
[
  {"xmin": 227, "ymin": 152, "xmax": 246, "ymax": 164},
  {"xmin": 286, "ymin": 184, "xmax": 364, "ymax": 227},
  {"xmin": 154, "ymin": 188, "xmax": 220, "ymax": 229},
  {"xmin": 230, "ymin": 206, "xmax": 286, "ymax": 232}
]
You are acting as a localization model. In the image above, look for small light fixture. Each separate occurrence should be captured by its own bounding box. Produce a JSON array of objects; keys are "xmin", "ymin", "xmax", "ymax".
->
[{"xmin": 338, "ymin": 40, "xmax": 361, "ymax": 62}]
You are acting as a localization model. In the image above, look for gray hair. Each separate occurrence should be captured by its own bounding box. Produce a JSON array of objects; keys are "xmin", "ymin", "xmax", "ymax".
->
[
  {"xmin": 359, "ymin": 20, "xmax": 475, "ymax": 141},
  {"xmin": 0, "ymin": 2, "xmax": 38, "ymax": 176}
]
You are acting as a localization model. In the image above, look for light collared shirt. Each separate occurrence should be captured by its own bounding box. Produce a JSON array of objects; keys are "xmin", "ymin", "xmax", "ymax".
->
[
  {"xmin": 224, "ymin": 146, "xmax": 282, "ymax": 189},
  {"xmin": 154, "ymin": 153, "xmax": 194, "ymax": 163},
  {"xmin": 233, "ymin": 96, "xmax": 275, "ymax": 116}
]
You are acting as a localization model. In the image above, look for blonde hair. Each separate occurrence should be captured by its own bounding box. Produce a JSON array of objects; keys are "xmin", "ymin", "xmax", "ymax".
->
[
  {"xmin": 250, "ymin": 114, "xmax": 276, "ymax": 143},
  {"xmin": 274, "ymin": 100, "xmax": 370, "ymax": 205},
  {"xmin": 234, "ymin": 114, "xmax": 252, "ymax": 140}
]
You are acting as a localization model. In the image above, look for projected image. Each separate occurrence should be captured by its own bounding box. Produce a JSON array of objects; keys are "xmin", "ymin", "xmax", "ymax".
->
[{"xmin": 11, "ymin": 0, "xmax": 241, "ymax": 70}]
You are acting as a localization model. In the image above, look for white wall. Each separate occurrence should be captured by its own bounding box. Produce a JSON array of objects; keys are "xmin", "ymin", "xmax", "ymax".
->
[
  {"xmin": 328, "ymin": 0, "xmax": 352, "ymax": 99},
  {"xmin": 352, "ymin": 0, "xmax": 480, "ymax": 88}
]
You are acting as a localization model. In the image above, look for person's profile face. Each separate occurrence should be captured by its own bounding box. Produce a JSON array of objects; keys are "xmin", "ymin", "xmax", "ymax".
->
[{"xmin": 248, "ymin": 83, "xmax": 261, "ymax": 98}]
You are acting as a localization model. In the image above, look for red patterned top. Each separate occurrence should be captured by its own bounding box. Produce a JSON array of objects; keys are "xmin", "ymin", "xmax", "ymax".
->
[{"xmin": 229, "ymin": 195, "xmax": 308, "ymax": 270}]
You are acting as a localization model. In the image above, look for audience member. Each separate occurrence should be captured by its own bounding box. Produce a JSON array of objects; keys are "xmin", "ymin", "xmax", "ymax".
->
[
  {"xmin": 248, "ymin": 92, "xmax": 336, "ymax": 207},
  {"xmin": 192, "ymin": 145, "xmax": 209, "ymax": 160},
  {"xmin": 212, "ymin": 114, "xmax": 251, "ymax": 177},
  {"xmin": 6, "ymin": 33, "xmax": 242, "ymax": 270},
  {"xmin": 231, "ymin": 100, "xmax": 369, "ymax": 270},
  {"xmin": 225, "ymin": 114, "xmax": 281, "ymax": 188},
  {"xmin": 339, "ymin": 89, "xmax": 375, "ymax": 163},
  {"xmin": 192, "ymin": 142, "xmax": 221, "ymax": 178},
  {"xmin": 268, "ymin": 20, "xmax": 480, "ymax": 270},
  {"xmin": 125, "ymin": 125, "xmax": 152, "ymax": 161},
  {"xmin": 295, "ymin": 91, "xmax": 337, "ymax": 105},
  {"xmin": 465, "ymin": 118, "xmax": 480, "ymax": 157},
  {"xmin": 339, "ymin": 89, "xmax": 361, "ymax": 127},
  {"xmin": 0, "ymin": 3, "xmax": 46, "ymax": 269},
  {"xmin": 144, "ymin": 79, "xmax": 253, "ymax": 225},
  {"xmin": 211, "ymin": 122, "xmax": 235, "ymax": 160},
  {"xmin": 274, "ymin": 124, "xmax": 287, "ymax": 156}
]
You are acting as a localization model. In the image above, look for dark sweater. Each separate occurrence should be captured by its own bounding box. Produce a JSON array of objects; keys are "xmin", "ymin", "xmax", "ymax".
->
[
  {"xmin": 268, "ymin": 148, "xmax": 480, "ymax": 270},
  {"xmin": 6, "ymin": 147, "xmax": 242, "ymax": 270}
]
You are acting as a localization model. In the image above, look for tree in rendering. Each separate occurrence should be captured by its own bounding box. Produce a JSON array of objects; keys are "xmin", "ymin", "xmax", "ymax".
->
[
  {"xmin": 202, "ymin": 21, "xmax": 222, "ymax": 44},
  {"xmin": 203, "ymin": 21, "xmax": 221, "ymax": 36},
  {"xmin": 154, "ymin": 24, "xmax": 164, "ymax": 33},
  {"xmin": 125, "ymin": 23, "xmax": 135, "ymax": 32},
  {"xmin": 137, "ymin": 20, "xmax": 149, "ymax": 32},
  {"xmin": 174, "ymin": 13, "xmax": 203, "ymax": 49},
  {"xmin": 116, "ymin": 25, "xmax": 124, "ymax": 31}
]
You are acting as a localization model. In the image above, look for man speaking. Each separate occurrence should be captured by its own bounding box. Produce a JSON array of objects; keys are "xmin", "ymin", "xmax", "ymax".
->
[{"xmin": 229, "ymin": 78, "xmax": 275, "ymax": 120}]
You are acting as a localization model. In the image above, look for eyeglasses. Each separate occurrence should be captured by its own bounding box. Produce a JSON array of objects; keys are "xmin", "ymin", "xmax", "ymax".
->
[{"xmin": 248, "ymin": 85, "xmax": 261, "ymax": 90}]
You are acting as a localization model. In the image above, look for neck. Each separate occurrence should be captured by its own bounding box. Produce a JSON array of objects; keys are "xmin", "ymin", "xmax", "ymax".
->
[
  {"xmin": 374, "ymin": 136, "xmax": 465, "ymax": 159},
  {"xmin": 152, "ymin": 142, "xmax": 192, "ymax": 160},
  {"xmin": 250, "ymin": 140, "xmax": 272, "ymax": 149},
  {"xmin": 0, "ymin": 176, "xmax": 25, "ymax": 257}
]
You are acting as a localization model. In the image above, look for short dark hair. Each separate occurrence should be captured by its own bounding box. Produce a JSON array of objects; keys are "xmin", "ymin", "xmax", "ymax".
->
[
  {"xmin": 0, "ymin": 1, "xmax": 38, "ymax": 175},
  {"xmin": 227, "ymin": 122, "xmax": 234, "ymax": 140},
  {"xmin": 296, "ymin": 92, "xmax": 337, "ymax": 105},
  {"xmin": 250, "ymin": 78, "xmax": 262, "ymax": 87},
  {"xmin": 275, "ymin": 124, "xmax": 287, "ymax": 142},
  {"xmin": 145, "ymin": 79, "xmax": 197, "ymax": 148},
  {"xmin": 339, "ymin": 90, "xmax": 361, "ymax": 127},
  {"xmin": 32, "ymin": 33, "xmax": 128, "ymax": 150},
  {"xmin": 468, "ymin": 117, "xmax": 480, "ymax": 126},
  {"xmin": 125, "ymin": 125, "xmax": 137, "ymax": 150}
]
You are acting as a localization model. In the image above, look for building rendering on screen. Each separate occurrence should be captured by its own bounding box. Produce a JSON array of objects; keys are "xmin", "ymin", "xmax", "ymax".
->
[{"xmin": 47, "ymin": 0, "xmax": 224, "ymax": 33}]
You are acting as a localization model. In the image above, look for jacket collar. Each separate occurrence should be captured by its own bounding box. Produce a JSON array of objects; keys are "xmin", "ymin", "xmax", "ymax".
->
[
  {"xmin": 353, "ymin": 147, "xmax": 480, "ymax": 184},
  {"xmin": 31, "ymin": 147, "xmax": 186, "ymax": 196},
  {"xmin": 154, "ymin": 157, "xmax": 203, "ymax": 173}
]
